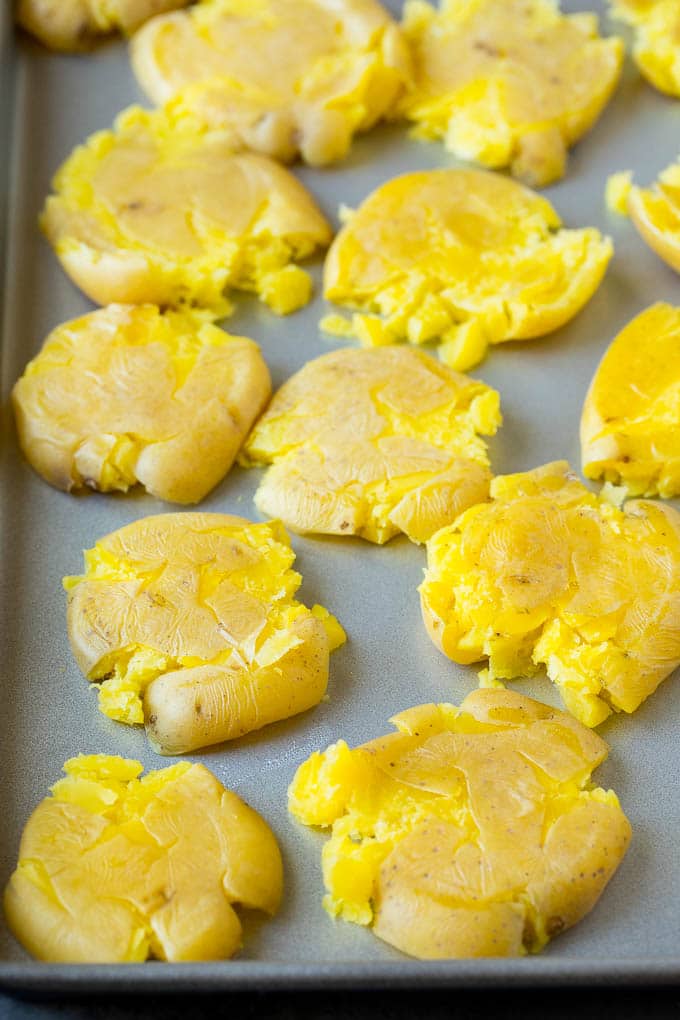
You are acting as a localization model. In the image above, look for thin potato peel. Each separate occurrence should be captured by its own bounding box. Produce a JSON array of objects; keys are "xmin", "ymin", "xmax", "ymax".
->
[
  {"xmin": 420, "ymin": 461, "xmax": 680, "ymax": 727},
  {"xmin": 242, "ymin": 346, "xmax": 501, "ymax": 544},
  {"xmin": 288, "ymin": 690, "xmax": 631, "ymax": 958},
  {"xmin": 4, "ymin": 756, "xmax": 282, "ymax": 962},
  {"xmin": 65, "ymin": 514, "xmax": 345, "ymax": 753}
]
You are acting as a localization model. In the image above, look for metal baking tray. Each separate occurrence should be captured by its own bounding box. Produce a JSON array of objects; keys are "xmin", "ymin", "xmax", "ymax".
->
[{"xmin": 2, "ymin": 0, "xmax": 680, "ymax": 993}]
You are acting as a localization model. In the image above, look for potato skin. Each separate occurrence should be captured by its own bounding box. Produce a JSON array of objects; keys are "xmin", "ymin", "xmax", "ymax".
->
[
  {"xmin": 4, "ymin": 758, "xmax": 283, "ymax": 963},
  {"xmin": 41, "ymin": 110, "xmax": 331, "ymax": 313},
  {"xmin": 288, "ymin": 689, "xmax": 631, "ymax": 959},
  {"xmin": 144, "ymin": 613, "xmax": 330, "ymax": 754},
  {"xmin": 65, "ymin": 513, "xmax": 342, "ymax": 752},
  {"xmin": 12, "ymin": 305, "xmax": 272, "ymax": 504},
  {"xmin": 17, "ymin": 0, "xmax": 190, "ymax": 51}
]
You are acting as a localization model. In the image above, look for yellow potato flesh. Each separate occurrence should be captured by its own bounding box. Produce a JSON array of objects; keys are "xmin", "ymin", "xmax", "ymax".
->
[
  {"xmin": 626, "ymin": 160, "xmax": 680, "ymax": 275},
  {"xmin": 16, "ymin": 0, "xmax": 190, "ymax": 51},
  {"xmin": 131, "ymin": 0, "xmax": 411, "ymax": 166},
  {"xmin": 64, "ymin": 513, "xmax": 345, "ymax": 753},
  {"xmin": 581, "ymin": 303, "xmax": 680, "ymax": 498},
  {"xmin": 242, "ymin": 346, "xmax": 500, "ymax": 544},
  {"xmin": 41, "ymin": 106, "xmax": 332, "ymax": 313},
  {"xmin": 11, "ymin": 304, "xmax": 271, "ymax": 504},
  {"xmin": 609, "ymin": 0, "xmax": 680, "ymax": 96},
  {"xmin": 3, "ymin": 755, "xmax": 283, "ymax": 962},
  {"xmin": 322, "ymin": 169, "xmax": 612, "ymax": 372},
  {"xmin": 288, "ymin": 689, "xmax": 631, "ymax": 958},
  {"xmin": 420, "ymin": 461, "xmax": 680, "ymax": 727},
  {"xmin": 400, "ymin": 0, "xmax": 623, "ymax": 187}
]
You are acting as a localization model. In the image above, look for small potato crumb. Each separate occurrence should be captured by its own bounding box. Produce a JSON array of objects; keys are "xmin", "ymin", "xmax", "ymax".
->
[{"xmin": 605, "ymin": 171, "xmax": 633, "ymax": 215}]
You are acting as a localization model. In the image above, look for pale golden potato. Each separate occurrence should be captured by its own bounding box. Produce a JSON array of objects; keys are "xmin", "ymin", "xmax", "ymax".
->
[
  {"xmin": 322, "ymin": 169, "xmax": 612, "ymax": 372},
  {"xmin": 41, "ymin": 106, "xmax": 332, "ymax": 314},
  {"xmin": 609, "ymin": 0, "xmax": 680, "ymax": 97},
  {"xmin": 16, "ymin": 0, "xmax": 190, "ymax": 51},
  {"xmin": 581, "ymin": 303, "xmax": 680, "ymax": 498},
  {"xmin": 420, "ymin": 461, "xmax": 680, "ymax": 727},
  {"xmin": 399, "ymin": 0, "xmax": 623, "ymax": 187},
  {"xmin": 64, "ymin": 514, "xmax": 345, "ymax": 753},
  {"xmin": 288, "ymin": 689, "xmax": 631, "ymax": 959},
  {"xmin": 241, "ymin": 346, "xmax": 501, "ymax": 544},
  {"xmin": 618, "ymin": 159, "xmax": 680, "ymax": 275},
  {"xmin": 12, "ymin": 304, "xmax": 271, "ymax": 504},
  {"xmin": 4, "ymin": 755, "xmax": 282, "ymax": 962},
  {"xmin": 131, "ymin": 0, "xmax": 411, "ymax": 166}
]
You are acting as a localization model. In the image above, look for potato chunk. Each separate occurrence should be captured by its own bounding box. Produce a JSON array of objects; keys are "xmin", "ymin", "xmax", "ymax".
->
[
  {"xmin": 581, "ymin": 303, "xmax": 680, "ymax": 498},
  {"xmin": 41, "ymin": 106, "xmax": 331, "ymax": 313},
  {"xmin": 614, "ymin": 159, "xmax": 680, "ymax": 276},
  {"xmin": 4, "ymin": 755, "xmax": 282, "ymax": 962},
  {"xmin": 609, "ymin": 0, "xmax": 680, "ymax": 97},
  {"xmin": 242, "ymin": 346, "xmax": 500, "ymax": 544},
  {"xmin": 399, "ymin": 0, "xmax": 622, "ymax": 186},
  {"xmin": 16, "ymin": 0, "xmax": 190, "ymax": 51},
  {"xmin": 12, "ymin": 304, "xmax": 271, "ymax": 504},
  {"xmin": 420, "ymin": 461, "xmax": 680, "ymax": 727},
  {"xmin": 64, "ymin": 514, "xmax": 345, "ymax": 753},
  {"xmin": 288, "ymin": 690, "xmax": 631, "ymax": 959},
  {"xmin": 322, "ymin": 169, "xmax": 612, "ymax": 371},
  {"xmin": 131, "ymin": 0, "xmax": 411, "ymax": 167}
]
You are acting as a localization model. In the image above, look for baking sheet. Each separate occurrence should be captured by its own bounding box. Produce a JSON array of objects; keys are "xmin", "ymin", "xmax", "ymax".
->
[{"xmin": 2, "ymin": 0, "xmax": 680, "ymax": 991}]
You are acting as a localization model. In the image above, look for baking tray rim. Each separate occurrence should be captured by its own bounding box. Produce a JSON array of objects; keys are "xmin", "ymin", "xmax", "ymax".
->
[
  {"xmin": 2, "ymin": 1, "xmax": 679, "ymax": 993},
  {"xmin": 2, "ymin": 957, "xmax": 680, "ymax": 993}
]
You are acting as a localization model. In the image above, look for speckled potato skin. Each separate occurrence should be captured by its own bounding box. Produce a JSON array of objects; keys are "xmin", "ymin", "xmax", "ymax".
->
[
  {"xmin": 65, "ymin": 513, "xmax": 344, "ymax": 753},
  {"xmin": 581, "ymin": 303, "xmax": 680, "ymax": 497},
  {"xmin": 12, "ymin": 305, "xmax": 271, "ymax": 504},
  {"xmin": 4, "ymin": 756, "xmax": 283, "ymax": 962},
  {"xmin": 288, "ymin": 689, "xmax": 631, "ymax": 959},
  {"xmin": 41, "ymin": 107, "xmax": 332, "ymax": 313},
  {"xmin": 242, "ymin": 346, "xmax": 501, "ymax": 544},
  {"xmin": 17, "ymin": 0, "xmax": 190, "ymax": 51},
  {"xmin": 420, "ymin": 461, "xmax": 680, "ymax": 727},
  {"xmin": 322, "ymin": 169, "xmax": 612, "ymax": 371},
  {"xmin": 130, "ymin": 0, "xmax": 412, "ymax": 166},
  {"xmin": 399, "ymin": 0, "xmax": 623, "ymax": 187}
]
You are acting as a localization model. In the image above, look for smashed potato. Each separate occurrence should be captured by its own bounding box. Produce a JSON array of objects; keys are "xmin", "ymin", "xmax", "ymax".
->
[
  {"xmin": 420, "ymin": 461, "xmax": 680, "ymax": 727},
  {"xmin": 322, "ymin": 169, "xmax": 612, "ymax": 371},
  {"xmin": 131, "ymin": 0, "xmax": 411, "ymax": 167},
  {"xmin": 41, "ymin": 106, "xmax": 331, "ymax": 313},
  {"xmin": 581, "ymin": 303, "xmax": 680, "ymax": 498},
  {"xmin": 64, "ymin": 514, "xmax": 345, "ymax": 754},
  {"xmin": 289, "ymin": 689, "xmax": 631, "ymax": 959},
  {"xmin": 614, "ymin": 159, "xmax": 680, "ymax": 276},
  {"xmin": 12, "ymin": 304, "xmax": 271, "ymax": 504},
  {"xmin": 4, "ymin": 755, "xmax": 282, "ymax": 962},
  {"xmin": 242, "ymin": 346, "xmax": 501, "ymax": 544},
  {"xmin": 609, "ymin": 0, "xmax": 680, "ymax": 97},
  {"xmin": 16, "ymin": 0, "xmax": 190, "ymax": 51},
  {"xmin": 399, "ymin": 0, "xmax": 623, "ymax": 187}
]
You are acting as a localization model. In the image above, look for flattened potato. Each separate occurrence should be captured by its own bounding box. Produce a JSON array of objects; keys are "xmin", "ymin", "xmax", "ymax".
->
[
  {"xmin": 131, "ymin": 0, "xmax": 411, "ymax": 166},
  {"xmin": 420, "ymin": 461, "xmax": 680, "ymax": 727},
  {"xmin": 4, "ymin": 755, "xmax": 282, "ymax": 962},
  {"xmin": 242, "ymin": 346, "xmax": 501, "ymax": 544},
  {"xmin": 322, "ymin": 169, "xmax": 612, "ymax": 371},
  {"xmin": 288, "ymin": 689, "xmax": 631, "ymax": 959},
  {"xmin": 581, "ymin": 303, "xmax": 680, "ymax": 498},
  {"xmin": 41, "ymin": 106, "xmax": 332, "ymax": 313},
  {"xmin": 16, "ymin": 0, "xmax": 190, "ymax": 51},
  {"xmin": 609, "ymin": 0, "xmax": 680, "ymax": 97},
  {"xmin": 12, "ymin": 304, "xmax": 271, "ymax": 504},
  {"xmin": 615, "ymin": 159, "xmax": 680, "ymax": 276},
  {"xmin": 64, "ymin": 514, "xmax": 345, "ymax": 754},
  {"xmin": 400, "ymin": 0, "xmax": 622, "ymax": 186}
]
